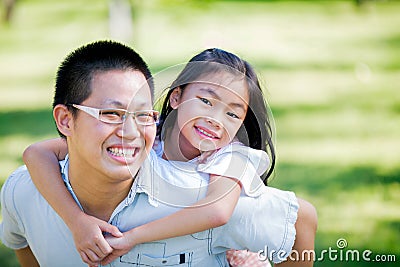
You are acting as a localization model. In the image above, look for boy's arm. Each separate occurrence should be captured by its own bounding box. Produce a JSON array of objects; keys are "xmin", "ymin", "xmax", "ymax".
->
[
  {"xmin": 23, "ymin": 138, "xmax": 122, "ymax": 266},
  {"xmin": 102, "ymin": 175, "xmax": 241, "ymax": 265},
  {"xmin": 15, "ymin": 246, "xmax": 39, "ymax": 267}
]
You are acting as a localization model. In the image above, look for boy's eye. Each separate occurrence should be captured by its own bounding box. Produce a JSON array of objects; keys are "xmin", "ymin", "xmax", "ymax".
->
[
  {"xmin": 100, "ymin": 110, "xmax": 124, "ymax": 122},
  {"xmin": 227, "ymin": 112, "xmax": 240, "ymax": 119},
  {"xmin": 101, "ymin": 110, "xmax": 123, "ymax": 117},
  {"xmin": 199, "ymin": 97, "xmax": 212, "ymax": 106},
  {"xmin": 135, "ymin": 111, "xmax": 156, "ymax": 123}
]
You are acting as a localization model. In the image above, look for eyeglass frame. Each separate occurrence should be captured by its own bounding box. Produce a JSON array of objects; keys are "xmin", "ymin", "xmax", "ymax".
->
[{"xmin": 67, "ymin": 104, "xmax": 159, "ymax": 126}]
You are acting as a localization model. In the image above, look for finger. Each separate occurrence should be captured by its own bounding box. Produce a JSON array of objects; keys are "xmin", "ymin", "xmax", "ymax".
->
[
  {"xmin": 76, "ymin": 236, "xmax": 107, "ymax": 260},
  {"xmin": 96, "ymin": 235, "xmax": 113, "ymax": 255},
  {"xmin": 78, "ymin": 245, "xmax": 105, "ymax": 262},
  {"xmin": 101, "ymin": 253, "xmax": 119, "ymax": 266},
  {"xmin": 84, "ymin": 235, "xmax": 110, "ymax": 259},
  {"xmin": 80, "ymin": 252, "xmax": 99, "ymax": 267},
  {"xmin": 99, "ymin": 221, "xmax": 122, "ymax": 237},
  {"xmin": 84, "ymin": 249, "xmax": 103, "ymax": 265},
  {"xmin": 101, "ymin": 255, "xmax": 112, "ymax": 266}
]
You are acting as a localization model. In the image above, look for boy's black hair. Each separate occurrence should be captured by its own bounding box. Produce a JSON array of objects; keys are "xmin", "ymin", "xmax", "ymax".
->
[{"xmin": 53, "ymin": 40, "xmax": 153, "ymax": 138}]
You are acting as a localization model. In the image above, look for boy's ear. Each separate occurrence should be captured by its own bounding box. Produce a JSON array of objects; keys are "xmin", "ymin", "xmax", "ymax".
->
[
  {"xmin": 53, "ymin": 104, "xmax": 73, "ymax": 137},
  {"xmin": 169, "ymin": 87, "xmax": 181, "ymax": 109}
]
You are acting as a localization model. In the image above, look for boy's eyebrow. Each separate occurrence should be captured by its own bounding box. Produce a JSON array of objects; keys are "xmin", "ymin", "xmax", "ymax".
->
[
  {"xmin": 102, "ymin": 99, "xmax": 151, "ymax": 109},
  {"xmin": 101, "ymin": 99, "xmax": 125, "ymax": 108},
  {"xmin": 199, "ymin": 88, "xmax": 247, "ymax": 112}
]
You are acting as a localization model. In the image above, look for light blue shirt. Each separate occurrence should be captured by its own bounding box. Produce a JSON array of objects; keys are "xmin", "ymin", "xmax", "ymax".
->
[{"xmin": 0, "ymin": 150, "xmax": 298, "ymax": 266}]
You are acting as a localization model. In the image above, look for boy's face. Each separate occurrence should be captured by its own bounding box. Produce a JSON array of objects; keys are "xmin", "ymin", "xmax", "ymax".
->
[{"xmin": 68, "ymin": 69, "xmax": 156, "ymax": 182}]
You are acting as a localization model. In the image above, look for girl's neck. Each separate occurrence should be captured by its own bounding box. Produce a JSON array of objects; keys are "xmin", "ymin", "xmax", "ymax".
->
[{"xmin": 162, "ymin": 124, "xmax": 200, "ymax": 162}]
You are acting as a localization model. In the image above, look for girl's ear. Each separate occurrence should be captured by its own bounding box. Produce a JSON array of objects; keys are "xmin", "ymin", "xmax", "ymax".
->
[
  {"xmin": 53, "ymin": 104, "xmax": 74, "ymax": 137},
  {"xmin": 169, "ymin": 87, "xmax": 182, "ymax": 109}
]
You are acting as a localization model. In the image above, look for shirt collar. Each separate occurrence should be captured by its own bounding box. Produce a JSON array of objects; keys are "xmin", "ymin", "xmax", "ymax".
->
[
  {"xmin": 59, "ymin": 154, "xmax": 84, "ymax": 211},
  {"xmin": 59, "ymin": 154, "xmax": 140, "ymax": 214}
]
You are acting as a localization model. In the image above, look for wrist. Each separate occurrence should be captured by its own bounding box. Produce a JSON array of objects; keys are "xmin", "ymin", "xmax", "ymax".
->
[
  {"xmin": 125, "ymin": 227, "xmax": 140, "ymax": 247},
  {"xmin": 63, "ymin": 209, "xmax": 86, "ymax": 229}
]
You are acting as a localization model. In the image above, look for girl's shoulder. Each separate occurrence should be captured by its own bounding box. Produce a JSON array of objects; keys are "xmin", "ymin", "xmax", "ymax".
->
[
  {"xmin": 210, "ymin": 141, "xmax": 269, "ymax": 167},
  {"xmin": 197, "ymin": 141, "xmax": 269, "ymax": 197}
]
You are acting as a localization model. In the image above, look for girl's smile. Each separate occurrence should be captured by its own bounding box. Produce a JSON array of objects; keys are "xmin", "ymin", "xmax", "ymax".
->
[{"xmin": 194, "ymin": 125, "xmax": 220, "ymax": 140}]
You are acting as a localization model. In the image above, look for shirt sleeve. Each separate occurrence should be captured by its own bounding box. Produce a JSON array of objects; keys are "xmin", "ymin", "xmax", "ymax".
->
[
  {"xmin": 197, "ymin": 142, "xmax": 269, "ymax": 197},
  {"xmin": 0, "ymin": 166, "xmax": 29, "ymax": 250},
  {"xmin": 211, "ymin": 187, "xmax": 299, "ymax": 264}
]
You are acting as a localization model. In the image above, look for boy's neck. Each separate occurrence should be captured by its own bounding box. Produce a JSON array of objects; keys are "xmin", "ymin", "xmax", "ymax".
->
[{"xmin": 67, "ymin": 159, "xmax": 133, "ymax": 222}]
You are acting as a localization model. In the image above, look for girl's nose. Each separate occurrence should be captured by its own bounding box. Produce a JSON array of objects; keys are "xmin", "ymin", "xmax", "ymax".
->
[{"xmin": 206, "ymin": 117, "xmax": 222, "ymax": 129}]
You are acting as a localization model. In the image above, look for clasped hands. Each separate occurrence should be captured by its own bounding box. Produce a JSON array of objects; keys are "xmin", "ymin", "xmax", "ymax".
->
[{"xmin": 70, "ymin": 214, "xmax": 136, "ymax": 267}]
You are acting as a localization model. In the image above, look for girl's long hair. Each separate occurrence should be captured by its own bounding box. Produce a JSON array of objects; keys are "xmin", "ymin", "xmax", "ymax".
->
[{"xmin": 157, "ymin": 48, "xmax": 275, "ymax": 184}]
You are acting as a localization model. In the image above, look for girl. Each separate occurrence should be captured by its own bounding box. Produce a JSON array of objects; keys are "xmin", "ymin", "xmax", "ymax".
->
[{"xmin": 23, "ymin": 48, "xmax": 315, "ymax": 266}]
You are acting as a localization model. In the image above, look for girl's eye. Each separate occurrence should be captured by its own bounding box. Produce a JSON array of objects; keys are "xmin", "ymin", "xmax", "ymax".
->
[
  {"xmin": 199, "ymin": 97, "xmax": 212, "ymax": 106},
  {"xmin": 227, "ymin": 112, "xmax": 240, "ymax": 119}
]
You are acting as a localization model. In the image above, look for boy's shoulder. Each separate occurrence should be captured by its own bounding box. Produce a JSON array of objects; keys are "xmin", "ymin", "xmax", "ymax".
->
[
  {"xmin": 2, "ymin": 165, "xmax": 32, "ymax": 193},
  {"xmin": 1, "ymin": 165, "xmax": 39, "ymax": 215}
]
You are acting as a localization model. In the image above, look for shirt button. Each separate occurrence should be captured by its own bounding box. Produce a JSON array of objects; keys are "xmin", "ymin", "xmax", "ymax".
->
[{"xmin": 162, "ymin": 259, "xmax": 167, "ymax": 264}]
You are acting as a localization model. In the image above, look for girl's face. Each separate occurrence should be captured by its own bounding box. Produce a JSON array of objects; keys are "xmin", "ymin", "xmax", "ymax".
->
[{"xmin": 170, "ymin": 72, "xmax": 249, "ymax": 153}]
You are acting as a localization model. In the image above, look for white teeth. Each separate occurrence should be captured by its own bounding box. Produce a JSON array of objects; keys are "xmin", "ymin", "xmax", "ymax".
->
[
  {"xmin": 197, "ymin": 128, "xmax": 215, "ymax": 138},
  {"xmin": 108, "ymin": 147, "xmax": 136, "ymax": 157}
]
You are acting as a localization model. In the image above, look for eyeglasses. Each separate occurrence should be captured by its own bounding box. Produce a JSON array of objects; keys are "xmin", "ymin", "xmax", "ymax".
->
[{"xmin": 68, "ymin": 104, "xmax": 159, "ymax": 126}]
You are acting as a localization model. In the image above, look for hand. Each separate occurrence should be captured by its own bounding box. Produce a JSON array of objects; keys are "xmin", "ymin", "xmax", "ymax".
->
[
  {"xmin": 69, "ymin": 213, "xmax": 122, "ymax": 266},
  {"xmin": 101, "ymin": 234, "xmax": 135, "ymax": 265},
  {"xmin": 198, "ymin": 150, "xmax": 215, "ymax": 163}
]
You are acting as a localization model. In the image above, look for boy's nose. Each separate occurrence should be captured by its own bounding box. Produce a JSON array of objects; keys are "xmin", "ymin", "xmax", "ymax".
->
[{"xmin": 118, "ymin": 116, "xmax": 141, "ymax": 139}]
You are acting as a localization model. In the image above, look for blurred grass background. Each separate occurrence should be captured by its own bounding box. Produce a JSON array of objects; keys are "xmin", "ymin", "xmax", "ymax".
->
[{"xmin": 0, "ymin": 0, "xmax": 399, "ymax": 266}]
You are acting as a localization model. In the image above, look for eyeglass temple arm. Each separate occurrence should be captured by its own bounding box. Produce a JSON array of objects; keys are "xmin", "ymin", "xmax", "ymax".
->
[{"xmin": 72, "ymin": 104, "xmax": 100, "ymax": 119}]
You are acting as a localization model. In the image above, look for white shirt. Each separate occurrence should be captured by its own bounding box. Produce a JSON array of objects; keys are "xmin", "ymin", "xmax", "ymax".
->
[
  {"xmin": 151, "ymin": 141, "xmax": 269, "ymax": 199},
  {"xmin": 0, "ymin": 150, "xmax": 298, "ymax": 266}
]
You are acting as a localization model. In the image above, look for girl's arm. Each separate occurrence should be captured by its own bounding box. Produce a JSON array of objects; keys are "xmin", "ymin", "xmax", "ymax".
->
[
  {"xmin": 23, "ymin": 138, "xmax": 122, "ymax": 266},
  {"xmin": 130, "ymin": 174, "xmax": 242, "ymax": 239},
  {"xmin": 23, "ymin": 138, "xmax": 76, "ymax": 225},
  {"xmin": 102, "ymin": 174, "xmax": 241, "ymax": 265}
]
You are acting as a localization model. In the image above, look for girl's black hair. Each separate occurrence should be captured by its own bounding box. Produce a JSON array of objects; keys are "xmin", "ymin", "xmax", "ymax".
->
[{"xmin": 157, "ymin": 48, "xmax": 275, "ymax": 184}]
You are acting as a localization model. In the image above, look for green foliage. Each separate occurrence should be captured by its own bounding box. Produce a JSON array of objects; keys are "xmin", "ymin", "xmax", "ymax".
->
[
  {"xmin": 0, "ymin": 244, "xmax": 19, "ymax": 267},
  {"xmin": 0, "ymin": 0, "xmax": 399, "ymax": 266}
]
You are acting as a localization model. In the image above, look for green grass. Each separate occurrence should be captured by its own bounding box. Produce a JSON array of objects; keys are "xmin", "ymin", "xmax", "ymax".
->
[{"xmin": 1, "ymin": 0, "xmax": 399, "ymax": 266}]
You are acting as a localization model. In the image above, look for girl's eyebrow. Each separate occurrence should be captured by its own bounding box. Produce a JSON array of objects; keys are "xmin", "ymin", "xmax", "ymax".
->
[
  {"xmin": 199, "ymin": 88, "xmax": 247, "ymax": 112},
  {"xmin": 199, "ymin": 87, "xmax": 221, "ymax": 100}
]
